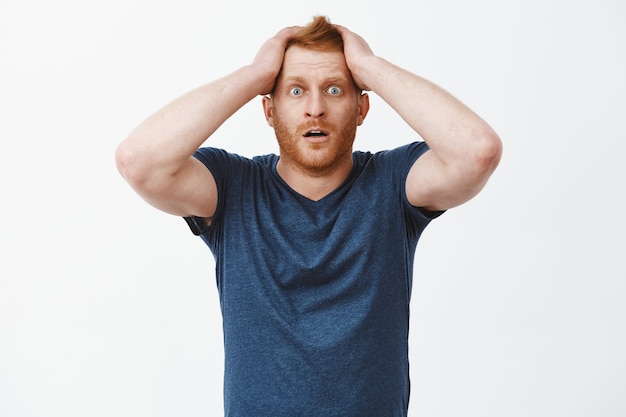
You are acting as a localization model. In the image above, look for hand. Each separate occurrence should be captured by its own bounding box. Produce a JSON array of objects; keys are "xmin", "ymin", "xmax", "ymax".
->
[
  {"xmin": 251, "ymin": 26, "xmax": 300, "ymax": 95},
  {"xmin": 334, "ymin": 24, "xmax": 376, "ymax": 91}
]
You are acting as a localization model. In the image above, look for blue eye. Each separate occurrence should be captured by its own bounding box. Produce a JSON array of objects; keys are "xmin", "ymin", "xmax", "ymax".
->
[
  {"xmin": 290, "ymin": 87, "xmax": 303, "ymax": 96},
  {"xmin": 327, "ymin": 86, "xmax": 342, "ymax": 95}
]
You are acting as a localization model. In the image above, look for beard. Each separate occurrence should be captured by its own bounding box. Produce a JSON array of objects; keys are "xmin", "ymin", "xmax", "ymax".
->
[{"xmin": 272, "ymin": 114, "xmax": 358, "ymax": 175}]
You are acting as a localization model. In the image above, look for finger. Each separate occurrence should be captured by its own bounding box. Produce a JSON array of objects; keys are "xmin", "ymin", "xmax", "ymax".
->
[
  {"xmin": 275, "ymin": 25, "xmax": 300, "ymax": 40},
  {"xmin": 333, "ymin": 24, "xmax": 353, "ymax": 38}
]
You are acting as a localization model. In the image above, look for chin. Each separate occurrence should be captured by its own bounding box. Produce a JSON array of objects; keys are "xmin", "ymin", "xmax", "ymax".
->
[{"xmin": 296, "ymin": 146, "xmax": 352, "ymax": 173}]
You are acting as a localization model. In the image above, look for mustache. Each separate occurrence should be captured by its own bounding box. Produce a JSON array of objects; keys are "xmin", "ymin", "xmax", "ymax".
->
[{"xmin": 296, "ymin": 121, "xmax": 334, "ymax": 134}]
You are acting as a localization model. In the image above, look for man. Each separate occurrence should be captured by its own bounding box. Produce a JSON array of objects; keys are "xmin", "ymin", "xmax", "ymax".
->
[{"xmin": 116, "ymin": 16, "xmax": 501, "ymax": 417}]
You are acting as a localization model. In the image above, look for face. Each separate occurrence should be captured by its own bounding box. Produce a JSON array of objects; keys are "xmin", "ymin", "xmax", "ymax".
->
[{"xmin": 263, "ymin": 46, "xmax": 369, "ymax": 175}]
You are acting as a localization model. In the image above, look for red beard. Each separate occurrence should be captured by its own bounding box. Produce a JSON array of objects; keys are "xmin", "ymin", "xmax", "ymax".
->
[{"xmin": 272, "ymin": 117, "xmax": 358, "ymax": 174}]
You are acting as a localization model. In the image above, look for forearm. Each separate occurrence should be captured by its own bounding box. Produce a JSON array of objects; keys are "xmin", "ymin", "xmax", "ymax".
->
[
  {"xmin": 359, "ymin": 56, "xmax": 499, "ymax": 164},
  {"xmin": 116, "ymin": 65, "xmax": 265, "ymax": 181}
]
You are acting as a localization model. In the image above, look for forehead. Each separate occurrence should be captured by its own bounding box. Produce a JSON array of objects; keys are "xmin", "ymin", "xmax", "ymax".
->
[{"xmin": 279, "ymin": 46, "xmax": 352, "ymax": 82}]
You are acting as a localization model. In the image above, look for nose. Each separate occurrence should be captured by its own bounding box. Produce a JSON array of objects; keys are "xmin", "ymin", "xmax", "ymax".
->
[{"xmin": 305, "ymin": 91, "xmax": 325, "ymax": 118}]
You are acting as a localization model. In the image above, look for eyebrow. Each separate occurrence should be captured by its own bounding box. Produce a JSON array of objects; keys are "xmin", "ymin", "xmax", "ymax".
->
[{"xmin": 282, "ymin": 75, "xmax": 349, "ymax": 85}]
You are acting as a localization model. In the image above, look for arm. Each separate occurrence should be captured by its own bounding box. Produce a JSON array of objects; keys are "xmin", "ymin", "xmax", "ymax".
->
[
  {"xmin": 115, "ymin": 27, "xmax": 298, "ymax": 219},
  {"xmin": 336, "ymin": 25, "xmax": 502, "ymax": 211}
]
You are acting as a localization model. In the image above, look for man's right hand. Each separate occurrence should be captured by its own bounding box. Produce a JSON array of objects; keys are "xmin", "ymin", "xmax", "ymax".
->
[{"xmin": 251, "ymin": 26, "xmax": 300, "ymax": 95}]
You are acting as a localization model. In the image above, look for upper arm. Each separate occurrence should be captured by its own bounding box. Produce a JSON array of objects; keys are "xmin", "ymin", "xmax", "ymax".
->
[
  {"xmin": 406, "ymin": 137, "xmax": 502, "ymax": 211},
  {"xmin": 122, "ymin": 155, "xmax": 218, "ymax": 220}
]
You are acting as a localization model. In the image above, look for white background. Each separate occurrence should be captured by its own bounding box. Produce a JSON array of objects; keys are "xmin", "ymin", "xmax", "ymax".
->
[{"xmin": 1, "ymin": 0, "xmax": 625, "ymax": 416}]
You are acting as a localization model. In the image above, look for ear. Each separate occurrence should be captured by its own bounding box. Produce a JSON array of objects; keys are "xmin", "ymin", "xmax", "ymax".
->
[
  {"xmin": 357, "ymin": 92, "xmax": 370, "ymax": 126},
  {"xmin": 262, "ymin": 95, "xmax": 274, "ymax": 127}
]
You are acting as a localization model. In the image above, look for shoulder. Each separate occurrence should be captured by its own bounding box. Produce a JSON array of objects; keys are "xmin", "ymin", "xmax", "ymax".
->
[
  {"xmin": 353, "ymin": 142, "xmax": 443, "ymax": 220},
  {"xmin": 193, "ymin": 147, "xmax": 249, "ymax": 168},
  {"xmin": 378, "ymin": 141, "xmax": 430, "ymax": 162},
  {"xmin": 353, "ymin": 141, "xmax": 430, "ymax": 175},
  {"xmin": 193, "ymin": 148, "xmax": 277, "ymax": 177}
]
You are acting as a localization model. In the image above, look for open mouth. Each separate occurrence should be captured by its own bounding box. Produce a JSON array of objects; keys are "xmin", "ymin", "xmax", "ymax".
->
[{"xmin": 304, "ymin": 130, "xmax": 329, "ymax": 138}]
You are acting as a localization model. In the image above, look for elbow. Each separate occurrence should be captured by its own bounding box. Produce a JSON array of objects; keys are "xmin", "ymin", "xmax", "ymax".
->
[
  {"xmin": 452, "ymin": 128, "xmax": 502, "ymax": 202},
  {"xmin": 470, "ymin": 128, "xmax": 502, "ymax": 178},
  {"xmin": 115, "ymin": 142, "xmax": 148, "ymax": 189}
]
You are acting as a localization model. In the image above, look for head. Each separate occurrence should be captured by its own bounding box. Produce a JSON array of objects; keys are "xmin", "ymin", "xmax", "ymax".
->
[{"xmin": 263, "ymin": 16, "xmax": 369, "ymax": 175}]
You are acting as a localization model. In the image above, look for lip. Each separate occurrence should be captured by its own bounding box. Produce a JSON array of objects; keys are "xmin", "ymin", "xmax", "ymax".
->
[
  {"xmin": 302, "ymin": 127, "xmax": 330, "ymax": 143},
  {"xmin": 303, "ymin": 128, "xmax": 329, "ymax": 136}
]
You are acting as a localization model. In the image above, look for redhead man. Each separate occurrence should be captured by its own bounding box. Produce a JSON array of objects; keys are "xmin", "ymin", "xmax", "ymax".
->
[{"xmin": 116, "ymin": 16, "xmax": 501, "ymax": 417}]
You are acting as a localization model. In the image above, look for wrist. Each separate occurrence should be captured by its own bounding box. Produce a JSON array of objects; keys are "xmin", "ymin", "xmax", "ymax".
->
[
  {"xmin": 229, "ymin": 65, "xmax": 275, "ymax": 97},
  {"xmin": 352, "ymin": 55, "xmax": 386, "ymax": 92},
  {"xmin": 242, "ymin": 63, "xmax": 279, "ymax": 96}
]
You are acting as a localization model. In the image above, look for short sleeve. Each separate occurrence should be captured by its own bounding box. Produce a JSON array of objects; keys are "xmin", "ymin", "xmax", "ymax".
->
[
  {"xmin": 377, "ymin": 141, "xmax": 445, "ymax": 221},
  {"xmin": 182, "ymin": 147, "xmax": 241, "ymax": 237}
]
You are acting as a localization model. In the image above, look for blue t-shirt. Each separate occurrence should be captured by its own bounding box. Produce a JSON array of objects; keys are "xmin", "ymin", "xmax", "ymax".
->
[{"xmin": 185, "ymin": 141, "xmax": 440, "ymax": 417}]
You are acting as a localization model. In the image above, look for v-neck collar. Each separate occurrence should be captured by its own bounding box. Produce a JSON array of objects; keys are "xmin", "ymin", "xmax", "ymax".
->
[{"xmin": 269, "ymin": 155, "xmax": 359, "ymax": 205}]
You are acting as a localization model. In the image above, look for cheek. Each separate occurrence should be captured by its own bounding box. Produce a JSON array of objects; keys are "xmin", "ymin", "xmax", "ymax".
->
[
  {"xmin": 271, "ymin": 104, "xmax": 291, "ymax": 125},
  {"xmin": 272, "ymin": 114, "xmax": 294, "ymax": 143},
  {"xmin": 274, "ymin": 105, "xmax": 301, "ymax": 129}
]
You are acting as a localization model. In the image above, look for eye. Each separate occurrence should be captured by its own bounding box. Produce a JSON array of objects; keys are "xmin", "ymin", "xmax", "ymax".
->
[
  {"xmin": 290, "ymin": 87, "xmax": 303, "ymax": 96},
  {"xmin": 327, "ymin": 86, "xmax": 342, "ymax": 95}
]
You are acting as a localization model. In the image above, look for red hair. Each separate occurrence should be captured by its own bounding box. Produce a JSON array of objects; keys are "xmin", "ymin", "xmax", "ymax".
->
[{"xmin": 287, "ymin": 15, "xmax": 343, "ymax": 52}]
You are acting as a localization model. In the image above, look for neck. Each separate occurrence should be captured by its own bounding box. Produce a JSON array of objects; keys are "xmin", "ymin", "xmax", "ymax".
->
[{"xmin": 276, "ymin": 155, "xmax": 353, "ymax": 201}]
